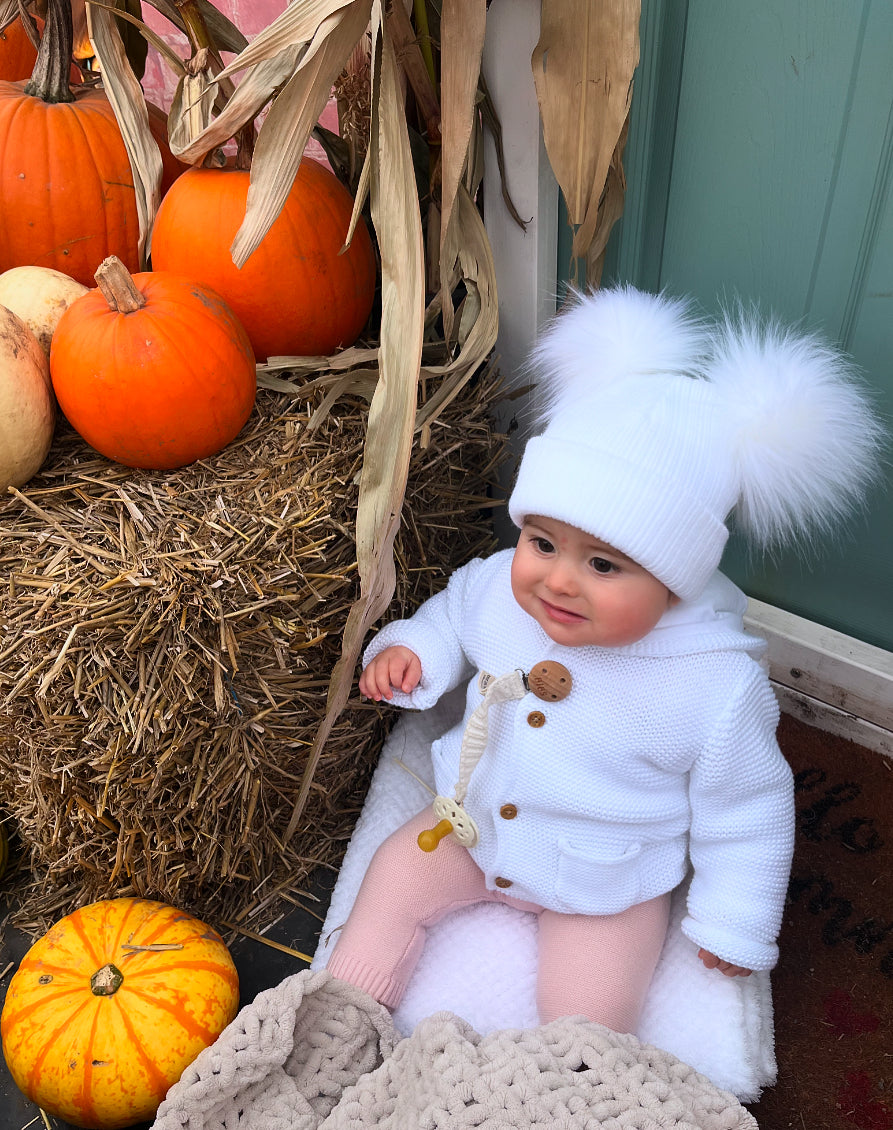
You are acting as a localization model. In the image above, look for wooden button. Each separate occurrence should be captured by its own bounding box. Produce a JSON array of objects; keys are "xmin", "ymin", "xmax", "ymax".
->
[
  {"xmin": 494, "ymin": 876, "xmax": 513, "ymax": 889},
  {"xmin": 499, "ymin": 804, "xmax": 518, "ymax": 820},
  {"xmin": 528, "ymin": 660, "xmax": 572, "ymax": 702},
  {"xmin": 527, "ymin": 710, "xmax": 545, "ymax": 728}
]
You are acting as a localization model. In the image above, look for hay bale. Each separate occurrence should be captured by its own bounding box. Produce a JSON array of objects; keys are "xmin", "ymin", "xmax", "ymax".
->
[{"xmin": 0, "ymin": 371, "xmax": 507, "ymax": 932}]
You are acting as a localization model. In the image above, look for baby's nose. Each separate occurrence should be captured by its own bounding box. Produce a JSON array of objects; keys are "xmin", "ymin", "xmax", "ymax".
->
[{"xmin": 545, "ymin": 560, "xmax": 578, "ymax": 594}]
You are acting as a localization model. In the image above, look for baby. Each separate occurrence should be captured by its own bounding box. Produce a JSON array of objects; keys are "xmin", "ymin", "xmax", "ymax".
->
[{"xmin": 327, "ymin": 287, "xmax": 883, "ymax": 1034}]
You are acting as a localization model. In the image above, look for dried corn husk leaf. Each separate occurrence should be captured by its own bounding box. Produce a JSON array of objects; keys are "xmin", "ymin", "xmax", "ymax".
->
[
  {"xmin": 146, "ymin": 0, "xmax": 248, "ymax": 55},
  {"xmin": 87, "ymin": 0, "xmax": 164, "ymax": 268},
  {"xmin": 0, "ymin": 1, "xmax": 20, "ymax": 33},
  {"xmin": 531, "ymin": 0, "xmax": 640, "ymax": 263},
  {"xmin": 285, "ymin": 0, "xmax": 425, "ymax": 840},
  {"xmin": 438, "ymin": 0, "xmax": 486, "ymax": 342},
  {"xmin": 417, "ymin": 183, "xmax": 497, "ymax": 430},
  {"xmin": 167, "ymin": 48, "xmax": 219, "ymax": 154},
  {"xmin": 585, "ymin": 115, "xmax": 629, "ymax": 287},
  {"xmin": 166, "ymin": 46, "xmax": 303, "ymax": 165},
  {"xmin": 383, "ymin": 0, "xmax": 439, "ymax": 137},
  {"xmin": 158, "ymin": 0, "xmax": 354, "ymax": 167},
  {"xmin": 89, "ymin": 0, "xmax": 186, "ymax": 72},
  {"xmin": 231, "ymin": 0, "xmax": 372, "ymax": 267},
  {"xmin": 215, "ymin": 0, "xmax": 358, "ymax": 76}
]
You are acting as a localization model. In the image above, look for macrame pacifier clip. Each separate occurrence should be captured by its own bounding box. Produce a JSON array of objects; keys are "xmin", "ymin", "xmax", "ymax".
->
[{"xmin": 417, "ymin": 661, "xmax": 572, "ymax": 852}]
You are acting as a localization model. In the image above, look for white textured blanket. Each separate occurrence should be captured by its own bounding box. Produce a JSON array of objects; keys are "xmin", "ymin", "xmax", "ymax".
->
[
  {"xmin": 152, "ymin": 969, "xmax": 757, "ymax": 1129},
  {"xmin": 313, "ymin": 688, "xmax": 777, "ymax": 1102}
]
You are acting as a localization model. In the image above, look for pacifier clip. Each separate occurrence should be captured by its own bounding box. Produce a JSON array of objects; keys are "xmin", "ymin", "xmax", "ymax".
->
[{"xmin": 417, "ymin": 661, "xmax": 572, "ymax": 852}]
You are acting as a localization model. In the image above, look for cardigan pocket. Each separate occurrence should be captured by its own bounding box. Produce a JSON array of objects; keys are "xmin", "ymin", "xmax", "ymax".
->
[{"xmin": 556, "ymin": 840, "xmax": 644, "ymax": 915}]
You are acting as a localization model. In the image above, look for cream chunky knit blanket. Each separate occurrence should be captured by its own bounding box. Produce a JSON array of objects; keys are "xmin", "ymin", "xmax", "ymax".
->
[{"xmin": 151, "ymin": 969, "xmax": 756, "ymax": 1129}]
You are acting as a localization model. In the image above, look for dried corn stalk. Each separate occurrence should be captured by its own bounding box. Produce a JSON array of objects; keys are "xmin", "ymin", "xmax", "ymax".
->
[
  {"xmin": 78, "ymin": 0, "xmax": 498, "ymax": 833},
  {"xmin": 532, "ymin": 0, "xmax": 641, "ymax": 285}
]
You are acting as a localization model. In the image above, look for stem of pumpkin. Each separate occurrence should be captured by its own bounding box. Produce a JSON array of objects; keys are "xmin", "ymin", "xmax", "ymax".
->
[
  {"xmin": 90, "ymin": 963, "xmax": 124, "ymax": 997},
  {"xmin": 24, "ymin": 0, "xmax": 74, "ymax": 104},
  {"xmin": 95, "ymin": 257, "xmax": 147, "ymax": 315}
]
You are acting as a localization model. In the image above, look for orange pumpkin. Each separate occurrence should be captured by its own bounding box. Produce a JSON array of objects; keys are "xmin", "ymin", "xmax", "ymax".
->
[
  {"xmin": 0, "ymin": 16, "xmax": 38, "ymax": 80},
  {"xmin": 0, "ymin": 0, "xmax": 183, "ymax": 286},
  {"xmin": 50, "ymin": 256, "xmax": 256, "ymax": 470},
  {"xmin": 0, "ymin": 897, "xmax": 240, "ymax": 1130},
  {"xmin": 0, "ymin": 13, "xmax": 85, "ymax": 84},
  {"xmin": 150, "ymin": 161, "xmax": 377, "ymax": 361}
]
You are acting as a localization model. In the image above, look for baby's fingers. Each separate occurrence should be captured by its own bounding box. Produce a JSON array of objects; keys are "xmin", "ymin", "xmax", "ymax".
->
[
  {"xmin": 396, "ymin": 652, "xmax": 422, "ymax": 693},
  {"xmin": 359, "ymin": 659, "xmax": 394, "ymax": 701}
]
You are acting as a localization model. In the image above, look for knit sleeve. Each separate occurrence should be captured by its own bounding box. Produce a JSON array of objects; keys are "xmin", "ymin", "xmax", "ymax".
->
[
  {"xmin": 681, "ymin": 663, "xmax": 794, "ymax": 971},
  {"xmin": 361, "ymin": 557, "xmax": 485, "ymax": 710}
]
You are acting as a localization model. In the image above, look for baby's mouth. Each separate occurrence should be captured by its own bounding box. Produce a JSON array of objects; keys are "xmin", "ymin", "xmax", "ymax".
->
[{"xmin": 540, "ymin": 598, "xmax": 585, "ymax": 624}]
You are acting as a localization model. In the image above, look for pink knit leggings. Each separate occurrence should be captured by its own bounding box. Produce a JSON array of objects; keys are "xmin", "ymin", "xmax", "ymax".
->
[{"xmin": 327, "ymin": 810, "xmax": 671, "ymax": 1033}]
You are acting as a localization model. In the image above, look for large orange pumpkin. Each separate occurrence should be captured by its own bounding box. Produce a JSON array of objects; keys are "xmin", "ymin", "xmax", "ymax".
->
[
  {"xmin": 0, "ymin": 897, "xmax": 240, "ymax": 1129},
  {"xmin": 150, "ymin": 160, "xmax": 377, "ymax": 361},
  {"xmin": 0, "ymin": 0, "xmax": 183, "ymax": 287},
  {"xmin": 50, "ymin": 256, "xmax": 256, "ymax": 470}
]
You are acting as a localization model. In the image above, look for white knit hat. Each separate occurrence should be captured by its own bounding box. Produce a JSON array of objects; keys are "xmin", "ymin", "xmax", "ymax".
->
[{"xmin": 508, "ymin": 286, "xmax": 885, "ymax": 601}]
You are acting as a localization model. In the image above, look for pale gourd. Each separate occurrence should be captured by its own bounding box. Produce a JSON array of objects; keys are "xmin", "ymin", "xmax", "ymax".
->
[
  {"xmin": 0, "ymin": 306, "xmax": 55, "ymax": 490},
  {"xmin": 0, "ymin": 266, "xmax": 89, "ymax": 356}
]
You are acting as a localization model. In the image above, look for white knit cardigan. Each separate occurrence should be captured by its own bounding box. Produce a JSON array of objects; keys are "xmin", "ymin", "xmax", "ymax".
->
[{"xmin": 364, "ymin": 551, "xmax": 794, "ymax": 972}]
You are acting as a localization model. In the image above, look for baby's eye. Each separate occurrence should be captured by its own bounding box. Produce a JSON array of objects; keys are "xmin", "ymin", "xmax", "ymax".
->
[
  {"xmin": 533, "ymin": 537, "xmax": 555, "ymax": 553},
  {"xmin": 590, "ymin": 556, "xmax": 617, "ymax": 574}
]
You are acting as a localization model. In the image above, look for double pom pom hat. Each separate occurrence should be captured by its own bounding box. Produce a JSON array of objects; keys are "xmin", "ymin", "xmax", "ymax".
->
[{"xmin": 508, "ymin": 286, "xmax": 886, "ymax": 602}]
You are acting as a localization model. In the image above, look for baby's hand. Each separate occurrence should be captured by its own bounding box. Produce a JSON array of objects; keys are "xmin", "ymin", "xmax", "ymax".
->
[
  {"xmin": 697, "ymin": 948, "xmax": 752, "ymax": 978},
  {"xmin": 359, "ymin": 646, "xmax": 422, "ymax": 701}
]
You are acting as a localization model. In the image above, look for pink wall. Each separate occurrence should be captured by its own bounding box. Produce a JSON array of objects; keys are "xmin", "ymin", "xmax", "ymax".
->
[{"xmin": 141, "ymin": 1, "xmax": 336, "ymax": 165}]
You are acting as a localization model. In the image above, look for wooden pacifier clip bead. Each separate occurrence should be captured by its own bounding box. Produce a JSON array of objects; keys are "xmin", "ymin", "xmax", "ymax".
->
[{"xmin": 526, "ymin": 660, "xmax": 572, "ymax": 702}]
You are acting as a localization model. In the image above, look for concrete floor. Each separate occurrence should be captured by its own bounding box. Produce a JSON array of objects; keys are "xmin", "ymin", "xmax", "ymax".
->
[{"xmin": 0, "ymin": 874, "xmax": 335, "ymax": 1130}]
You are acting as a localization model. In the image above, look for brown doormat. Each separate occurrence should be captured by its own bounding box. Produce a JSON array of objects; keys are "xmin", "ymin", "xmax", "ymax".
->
[{"xmin": 748, "ymin": 713, "xmax": 893, "ymax": 1129}]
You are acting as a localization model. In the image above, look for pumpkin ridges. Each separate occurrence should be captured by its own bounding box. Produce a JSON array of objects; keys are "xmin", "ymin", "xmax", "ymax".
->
[
  {"xmin": 104, "ymin": 893, "xmax": 155, "ymax": 958},
  {"xmin": 120, "ymin": 956, "xmax": 240, "ymax": 986},
  {"xmin": 56, "ymin": 94, "xmax": 141, "ymax": 273},
  {"xmin": 3, "ymin": 983, "xmax": 84, "ymax": 1022},
  {"xmin": 124, "ymin": 985, "xmax": 224, "ymax": 1044},
  {"xmin": 112, "ymin": 999, "xmax": 172, "ymax": 1101},
  {"xmin": 77, "ymin": 1008, "xmax": 105, "ymax": 1129},
  {"xmin": 0, "ymin": 85, "xmax": 141, "ymax": 281},
  {"xmin": 0, "ymin": 78, "xmax": 181, "ymax": 284},
  {"xmin": 66, "ymin": 894, "xmax": 115, "ymax": 969},
  {"xmin": 19, "ymin": 994, "xmax": 94, "ymax": 1091}
]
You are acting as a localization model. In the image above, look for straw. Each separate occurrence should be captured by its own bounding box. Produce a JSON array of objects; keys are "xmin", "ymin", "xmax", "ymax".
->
[{"xmin": 0, "ymin": 369, "xmax": 506, "ymax": 936}]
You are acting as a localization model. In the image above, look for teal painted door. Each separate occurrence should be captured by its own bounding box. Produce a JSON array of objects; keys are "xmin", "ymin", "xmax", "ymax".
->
[{"xmin": 603, "ymin": 0, "xmax": 893, "ymax": 651}]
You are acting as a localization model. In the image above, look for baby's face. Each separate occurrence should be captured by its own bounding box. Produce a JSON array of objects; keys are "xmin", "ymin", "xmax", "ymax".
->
[{"xmin": 510, "ymin": 516, "xmax": 678, "ymax": 648}]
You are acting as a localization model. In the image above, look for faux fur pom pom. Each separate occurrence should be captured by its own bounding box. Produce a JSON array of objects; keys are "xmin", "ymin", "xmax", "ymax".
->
[
  {"xmin": 531, "ymin": 286, "xmax": 709, "ymax": 421},
  {"xmin": 707, "ymin": 312, "xmax": 886, "ymax": 550}
]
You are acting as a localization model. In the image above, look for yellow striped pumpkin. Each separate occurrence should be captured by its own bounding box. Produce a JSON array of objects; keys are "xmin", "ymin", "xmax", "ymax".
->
[{"xmin": 0, "ymin": 898, "xmax": 239, "ymax": 1129}]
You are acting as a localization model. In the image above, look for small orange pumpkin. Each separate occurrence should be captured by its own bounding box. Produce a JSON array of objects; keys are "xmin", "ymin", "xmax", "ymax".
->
[
  {"xmin": 0, "ymin": 897, "xmax": 240, "ymax": 1130},
  {"xmin": 150, "ymin": 160, "xmax": 377, "ymax": 361},
  {"xmin": 50, "ymin": 256, "xmax": 256, "ymax": 470}
]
